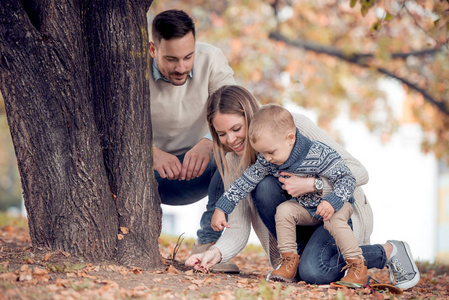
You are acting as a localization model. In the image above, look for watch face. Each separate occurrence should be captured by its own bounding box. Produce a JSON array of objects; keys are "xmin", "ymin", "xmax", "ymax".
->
[{"xmin": 315, "ymin": 178, "xmax": 323, "ymax": 190}]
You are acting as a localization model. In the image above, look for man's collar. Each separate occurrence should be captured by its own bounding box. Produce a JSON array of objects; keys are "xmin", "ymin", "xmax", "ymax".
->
[{"xmin": 152, "ymin": 59, "xmax": 194, "ymax": 83}]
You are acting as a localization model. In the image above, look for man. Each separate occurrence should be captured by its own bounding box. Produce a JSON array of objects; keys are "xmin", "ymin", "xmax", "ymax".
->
[{"xmin": 149, "ymin": 9, "xmax": 237, "ymax": 272}]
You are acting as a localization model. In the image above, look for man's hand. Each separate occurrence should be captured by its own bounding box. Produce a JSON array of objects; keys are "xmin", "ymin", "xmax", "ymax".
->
[
  {"xmin": 185, "ymin": 247, "xmax": 222, "ymax": 271},
  {"xmin": 153, "ymin": 147, "xmax": 182, "ymax": 180},
  {"xmin": 211, "ymin": 209, "xmax": 230, "ymax": 231},
  {"xmin": 316, "ymin": 200, "xmax": 335, "ymax": 221},
  {"xmin": 180, "ymin": 139, "xmax": 213, "ymax": 181},
  {"xmin": 278, "ymin": 172, "xmax": 315, "ymax": 197}
]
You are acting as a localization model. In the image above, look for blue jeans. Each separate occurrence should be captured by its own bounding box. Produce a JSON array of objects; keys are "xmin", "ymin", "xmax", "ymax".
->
[
  {"xmin": 155, "ymin": 153, "xmax": 224, "ymax": 244},
  {"xmin": 253, "ymin": 175, "xmax": 388, "ymax": 284}
]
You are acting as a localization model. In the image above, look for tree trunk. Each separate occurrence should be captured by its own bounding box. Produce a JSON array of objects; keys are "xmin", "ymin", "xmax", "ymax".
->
[{"xmin": 0, "ymin": 0, "xmax": 161, "ymax": 268}]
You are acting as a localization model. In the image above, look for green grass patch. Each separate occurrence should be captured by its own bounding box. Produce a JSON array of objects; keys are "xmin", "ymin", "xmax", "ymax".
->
[
  {"xmin": 159, "ymin": 233, "xmax": 196, "ymax": 249},
  {"xmin": 418, "ymin": 260, "xmax": 449, "ymax": 276},
  {"xmin": 44, "ymin": 262, "xmax": 86, "ymax": 273},
  {"xmin": 242, "ymin": 243, "xmax": 264, "ymax": 254},
  {"xmin": 159, "ymin": 232, "xmax": 265, "ymax": 254},
  {"xmin": 0, "ymin": 211, "xmax": 27, "ymax": 228}
]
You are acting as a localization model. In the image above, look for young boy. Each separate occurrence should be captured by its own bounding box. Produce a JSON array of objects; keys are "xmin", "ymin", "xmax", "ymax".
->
[{"xmin": 211, "ymin": 104, "xmax": 367, "ymax": 284}]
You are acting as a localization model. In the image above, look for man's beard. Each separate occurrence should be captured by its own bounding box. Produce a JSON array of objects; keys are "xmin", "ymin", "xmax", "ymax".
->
[{"xmin": 169, "ymin": 72, "xmax": 189, "ymax": 86}]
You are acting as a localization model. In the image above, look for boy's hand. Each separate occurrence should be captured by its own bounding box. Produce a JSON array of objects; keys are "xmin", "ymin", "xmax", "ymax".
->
[
  {"xmin": 316, "ymin": 200, "xmax": 335, "ymax": 221},
  {"xmin": 211, "ymin": 209, "xmax": 230, "ymax": 231}
]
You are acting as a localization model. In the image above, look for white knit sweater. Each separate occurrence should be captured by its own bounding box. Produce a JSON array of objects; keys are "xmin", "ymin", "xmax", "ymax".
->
[{"xmin": 212, "ymin": 113, "xmax": 373, "ymax": 267}]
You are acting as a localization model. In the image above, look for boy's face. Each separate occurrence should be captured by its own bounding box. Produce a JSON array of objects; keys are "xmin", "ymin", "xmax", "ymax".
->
[
  {"xmin": 251, "ymin": 130, "xmax": 295, "ymax": 165},
  {"xmin": 149, "ymin": 31, "xmax": 195, "ymax": 86}
]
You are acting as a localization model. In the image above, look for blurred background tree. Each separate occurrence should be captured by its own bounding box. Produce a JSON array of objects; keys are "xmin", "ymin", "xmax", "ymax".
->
[
  {"xmin": 149, "ymin": 0, "xmax": 448, "ymax": 160},
  {"xmin": 1, "ymin": 0, "xmax": 448, "ymax": 210},
  {"xmin": 0, "ymin": 92, "xmax": 22, "ymax": 211}
]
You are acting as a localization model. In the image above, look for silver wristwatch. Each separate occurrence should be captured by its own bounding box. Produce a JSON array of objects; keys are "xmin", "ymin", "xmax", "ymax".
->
[{"xmin": 314, "ymin": 177, "xmax": 324, "ymax": 193}]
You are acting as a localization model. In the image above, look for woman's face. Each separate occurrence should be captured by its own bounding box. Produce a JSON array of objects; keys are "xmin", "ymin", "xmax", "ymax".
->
[{"xmin": 212, "ymin": 113, "xmax": 247, "ymax": 156}]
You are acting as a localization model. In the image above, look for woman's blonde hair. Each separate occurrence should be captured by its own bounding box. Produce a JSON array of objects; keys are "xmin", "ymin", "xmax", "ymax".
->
[{"xmin": 206, "ymin": 85, "xmax": 260, "ymax": 181}]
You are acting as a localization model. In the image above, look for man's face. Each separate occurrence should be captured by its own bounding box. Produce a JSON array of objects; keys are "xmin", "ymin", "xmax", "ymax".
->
[{"xmin": 150, "ymin": 31, "xmax": 195, "ymax": 86}]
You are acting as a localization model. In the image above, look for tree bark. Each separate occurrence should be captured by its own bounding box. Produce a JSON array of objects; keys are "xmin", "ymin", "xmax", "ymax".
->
[
  {"xmin": 0, "ymin": 0, "xmax": 161, "ymax": 268},
  {"xmin": 87, "ymin": 0, "xmax": 161, "ymax": 268}
]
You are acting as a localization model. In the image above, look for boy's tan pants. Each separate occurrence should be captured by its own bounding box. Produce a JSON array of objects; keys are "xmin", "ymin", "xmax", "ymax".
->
[{"xmin": 275, "ymin": 200, "xmax": 363, "ymax": 260}]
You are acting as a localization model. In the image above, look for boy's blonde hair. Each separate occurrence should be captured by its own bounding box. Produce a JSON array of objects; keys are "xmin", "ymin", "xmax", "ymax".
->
[{"xmin": 249, "ymin": 104, "xmax": 296, "ymax": 144}]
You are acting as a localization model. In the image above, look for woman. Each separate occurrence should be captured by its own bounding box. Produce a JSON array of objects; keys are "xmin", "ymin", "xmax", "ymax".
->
[{"xmin": 185, "ymin": 85, "xmax": 420, "ymax": 290}]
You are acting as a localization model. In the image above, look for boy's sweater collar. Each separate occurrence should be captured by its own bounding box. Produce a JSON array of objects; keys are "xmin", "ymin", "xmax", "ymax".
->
[{"xmin": 278, "ymin": 128, "xmax": 312, "ymax": 169}]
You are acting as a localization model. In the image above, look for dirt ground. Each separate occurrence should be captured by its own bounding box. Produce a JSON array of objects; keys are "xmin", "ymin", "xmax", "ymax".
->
[{"xmin": 1, "ymin": 221, "xmax": 448, "ymax": 299}]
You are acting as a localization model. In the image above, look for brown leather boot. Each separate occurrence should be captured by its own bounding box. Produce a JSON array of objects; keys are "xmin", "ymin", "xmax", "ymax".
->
[
  {"xmin": 340, "ymin": 259, "xmax": 368, "ymax": 284},
  {"xmin": 268, "ymin": 252, "xmax": 300, "ymax": 283}
]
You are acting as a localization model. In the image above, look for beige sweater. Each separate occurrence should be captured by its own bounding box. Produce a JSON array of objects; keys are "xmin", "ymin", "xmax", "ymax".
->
[
  {"xmin": 150, "ymin": 42, "xmax": 236, "ymax": 155},
  {"xmin": 213, "ymin": 113, "xmax": 373, "ymax": 267}
]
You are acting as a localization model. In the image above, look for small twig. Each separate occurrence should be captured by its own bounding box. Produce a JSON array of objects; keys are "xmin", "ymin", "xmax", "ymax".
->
[{"xmin": 171, "ymin": 232, "xmax": 185, "ymax": 263}]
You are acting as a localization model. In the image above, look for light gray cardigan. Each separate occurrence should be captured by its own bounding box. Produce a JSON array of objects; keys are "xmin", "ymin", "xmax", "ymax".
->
[{"xmin": 212, "ymin": 113, "xmax": 373, "ymax": 267}]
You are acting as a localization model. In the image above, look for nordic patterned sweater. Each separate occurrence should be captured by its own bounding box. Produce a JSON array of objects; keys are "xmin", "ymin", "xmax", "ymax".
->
[{"xmin": 215, "ymin": 128, "xmax": 356, "ymax": 220}]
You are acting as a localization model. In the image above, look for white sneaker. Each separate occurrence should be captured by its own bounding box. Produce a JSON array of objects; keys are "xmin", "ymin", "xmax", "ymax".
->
[{"xmin": 386, "ymin": 240, "xmax": 420, "ymax": 289}]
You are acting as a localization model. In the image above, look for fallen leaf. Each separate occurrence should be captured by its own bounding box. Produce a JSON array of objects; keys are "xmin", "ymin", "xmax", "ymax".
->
[
  {"xmin": 0, "ymin": 272, "xmax": 18, "ymax": 281},
  {"xmin": 237, "ymin": 278, "xmax": 248, "ymax": 284},
  {"xmin": 25, "ymin": 257, "xmax": 35, "ymax": 264},
  {"xmin": 166, "ymin": 265, "xmax": 180, "ymax": 274},
  {"xmin": 33, "ymin": 267, "xmax": 48, "ymax": 275},
  {"xmin": 2, "ymin": 225, "xmax": 14, "ymax": 232},
  {"xmin": 19, "ymin": 264, "xmax": 29, "ymax": 271},
  {"xmin": 120, "ymin": 227, "xmax": 129, "ymax": 234},
  {"xmin": 58, "ymin": 250, "xmax": 71, "ymax": 257},
  {"xmin": 191, "ymin": 279, "xmax": 205, "ymax": 285},
  {"xmin": 131, "ymin": 267, "xmax": 143, "ymax": 274},
  {"xmin": 18, "ymin": 271, "xmax": 32, "ymax": 281}
]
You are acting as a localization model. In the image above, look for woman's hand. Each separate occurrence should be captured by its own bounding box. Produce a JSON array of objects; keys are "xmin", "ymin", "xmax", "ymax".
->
[
  {"xmin": 278, "ymin": 172, "xmax": 316, "ymax": 197},
  {"xmin": 211, "ymin": 209, "xmax": 230, "ymax": 231},
  {"xmin": 185, "ymin": 247, "xmax": 222, "ymax": 271}
]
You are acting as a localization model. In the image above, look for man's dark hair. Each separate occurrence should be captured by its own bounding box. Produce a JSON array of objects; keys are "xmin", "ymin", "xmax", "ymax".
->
[{"xmin": 152, "ymin": 9, "xmax": 195, "ymax": 45}]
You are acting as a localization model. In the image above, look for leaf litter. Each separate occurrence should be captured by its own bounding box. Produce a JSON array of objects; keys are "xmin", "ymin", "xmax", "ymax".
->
[{"xmin": 0, "ymin": 223, "xmax": 448, "ymax": 299}]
